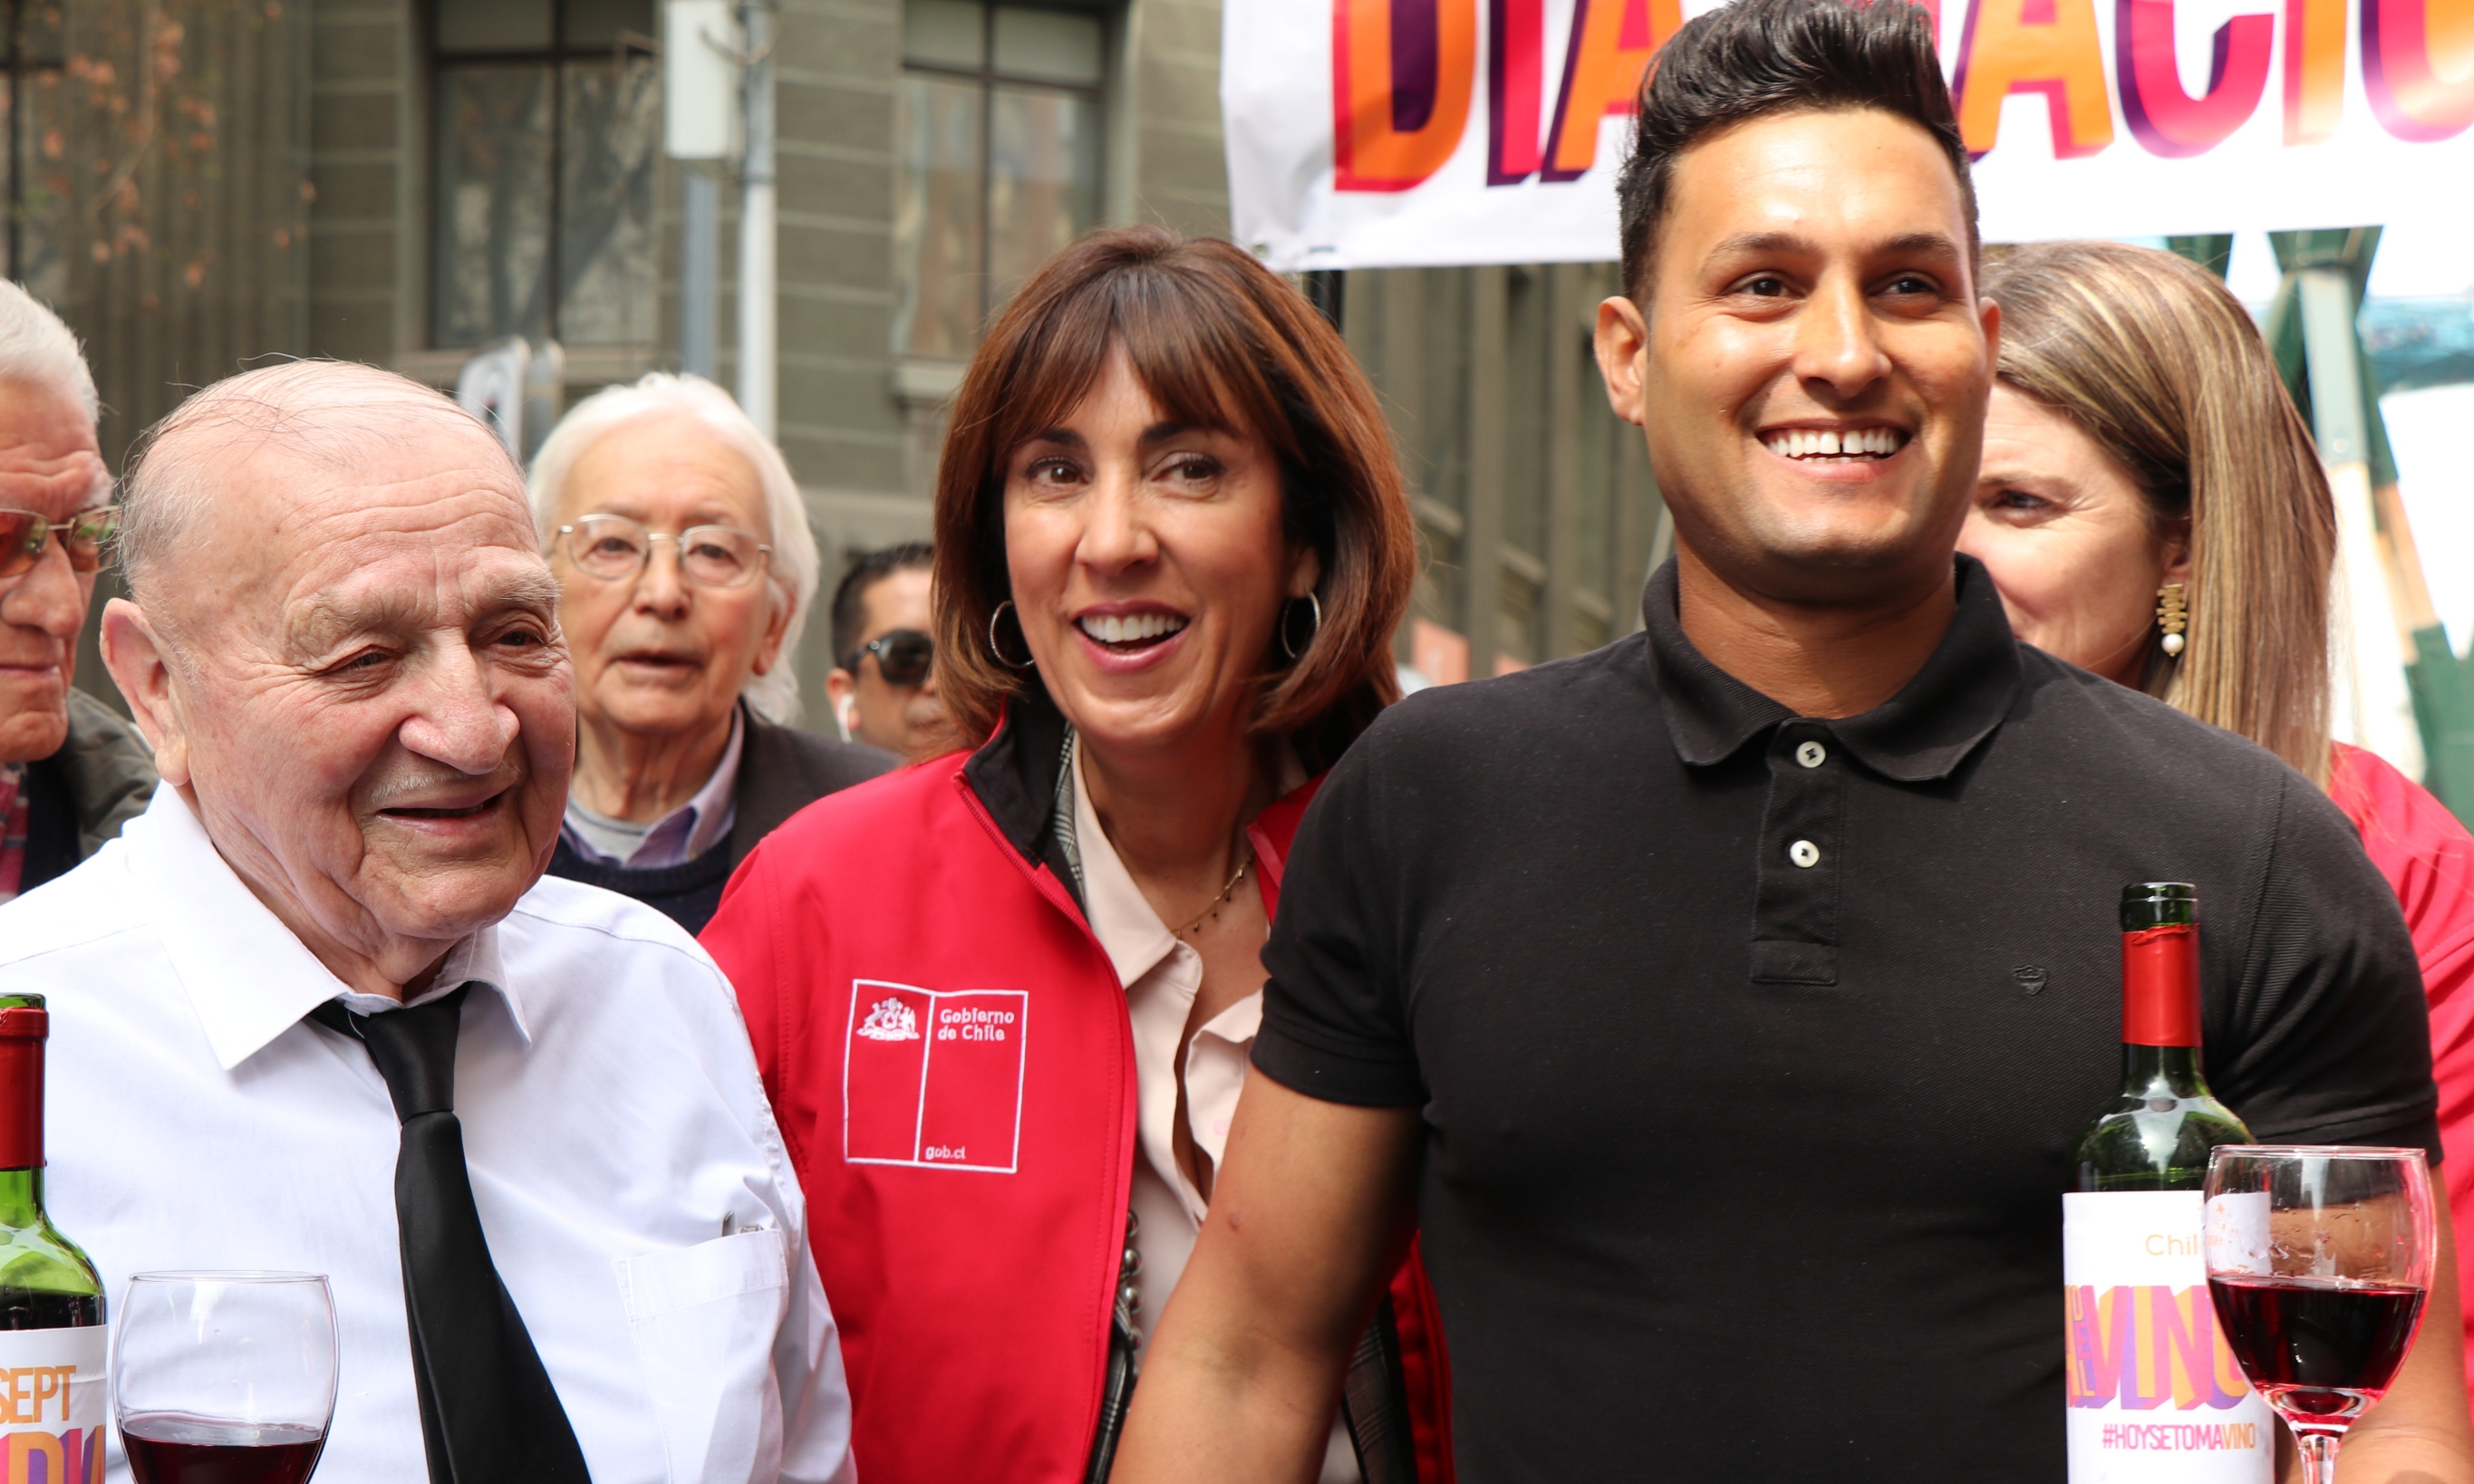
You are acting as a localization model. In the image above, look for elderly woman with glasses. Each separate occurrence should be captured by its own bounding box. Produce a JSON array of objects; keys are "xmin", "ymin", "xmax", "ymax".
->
[{"xmin": 533, "ymin": 372, "xmax": 892, "ymax": 932}]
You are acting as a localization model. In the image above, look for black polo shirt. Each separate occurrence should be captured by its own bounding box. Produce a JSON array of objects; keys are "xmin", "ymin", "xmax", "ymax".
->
[{"xmin": 1254, "ymin": 555, "xmax": 2440, "ymax": 1481}]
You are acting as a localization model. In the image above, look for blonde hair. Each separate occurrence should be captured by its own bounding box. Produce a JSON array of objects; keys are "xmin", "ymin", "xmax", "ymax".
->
[{"xmin": 1983, "ymin": 241, "xmax": 2334, "ymax": 788}]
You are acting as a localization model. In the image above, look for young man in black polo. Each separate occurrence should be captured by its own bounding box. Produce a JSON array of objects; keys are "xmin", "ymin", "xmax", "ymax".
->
[{"xmin": 1114, "ymin": 0, "xmax": 2474, "ymax": 1478}]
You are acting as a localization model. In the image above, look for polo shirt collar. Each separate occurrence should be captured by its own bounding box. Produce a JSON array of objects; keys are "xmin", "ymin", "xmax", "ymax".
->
[
  {"xmin": 1641, "ymin": 553, "xmax": 2023, "ymax": 782},
  {"xmin": 123, "ymin": 785, "xmax": 531, "ymax": 1071}
]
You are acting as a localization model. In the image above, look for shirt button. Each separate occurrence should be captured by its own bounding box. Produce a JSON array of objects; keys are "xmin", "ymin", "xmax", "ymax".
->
[
  {"xmin": 1795, "ymin": 740, "xmax": 1827, "ymax": 768},
  {"xmin": 1789, "ymin": 839, "xmax": 1821, "ymax": 868}
]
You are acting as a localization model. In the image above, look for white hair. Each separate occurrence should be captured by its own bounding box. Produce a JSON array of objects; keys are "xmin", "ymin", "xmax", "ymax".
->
[
  {"xmin": 0, "ymin": 280, "xmax": 101, "ymax": 438},
  {"xmin": 527, "ymin": 372, "xmax": 818, "ymax": 725}
]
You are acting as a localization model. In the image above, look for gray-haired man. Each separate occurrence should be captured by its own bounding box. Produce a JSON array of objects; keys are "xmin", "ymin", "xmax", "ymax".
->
[
  {"xmin": 0, "ymin": 282, "xmax": 154, "ymax": 894},
  {"xmin": 0, "ymin": 360, "xmax": 855, "ymax": 1484}
]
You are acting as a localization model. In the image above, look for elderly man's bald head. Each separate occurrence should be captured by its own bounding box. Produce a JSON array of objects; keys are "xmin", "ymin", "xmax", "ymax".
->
[
  {"xmin": 100, "ymin": 359, "xmax": 574, "ymax": 998},
  {"xmin": 120, "ymin": 361, "xmax": 523, "ymax": 619}
]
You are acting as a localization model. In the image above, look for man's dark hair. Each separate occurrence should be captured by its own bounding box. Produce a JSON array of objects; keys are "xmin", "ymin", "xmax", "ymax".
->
[
  {"xmin": 829, "ymin": 541, "xmax": 934, "ymax": 667},
  {"xmin": 1616, "ymin": 0, "xmax": 1974, "ymax": 302}
]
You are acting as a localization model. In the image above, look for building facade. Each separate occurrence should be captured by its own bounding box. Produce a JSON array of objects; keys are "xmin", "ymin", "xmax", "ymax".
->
[{"xmin": 5, "ymin": 0, "xmax": 1659, "ymax": 716}]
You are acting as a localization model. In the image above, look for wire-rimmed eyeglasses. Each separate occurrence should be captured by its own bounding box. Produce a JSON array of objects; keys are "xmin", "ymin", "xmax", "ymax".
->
[
  {"xmin": 0, "ymin": 506, "xmax": 119, "ymax": 578},
  {"xmin": 555, "ymin": 514, "xmax": 772, "ymax": 591}
]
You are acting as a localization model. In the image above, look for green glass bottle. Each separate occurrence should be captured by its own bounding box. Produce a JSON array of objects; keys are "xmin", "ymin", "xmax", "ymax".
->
[
  {"xmin": 2073, "ymin": 883, "xmax": 2253, "ymax": 1190},
  {"xmin": 0, "ymin": 993, "xmax": 107, "ymax": 1465}
]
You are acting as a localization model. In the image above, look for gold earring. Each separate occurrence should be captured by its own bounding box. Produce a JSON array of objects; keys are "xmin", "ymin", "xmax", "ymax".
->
[{"xmin": 2157, "ymin": 583, "xmax": 2189, "ymax": 657}]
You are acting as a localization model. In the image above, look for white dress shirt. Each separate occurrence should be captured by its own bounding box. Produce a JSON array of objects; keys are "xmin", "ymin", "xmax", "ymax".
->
[
  {"xmin": 563, "ymin": 708, "xmax": 745, "ymax": 868},
  {"xmin": 0, "ymin": 786, "xmax": 855, "ymax": 1484},
  {"xmin": 1066, "ymin": 742, "xmax": 1358, "ymax": 1484}
]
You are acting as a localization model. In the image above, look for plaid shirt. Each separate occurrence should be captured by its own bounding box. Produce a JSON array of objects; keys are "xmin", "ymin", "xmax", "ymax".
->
[{"xmin": 0, "ymin": 762, "xmax": 26, "ymax": 903}]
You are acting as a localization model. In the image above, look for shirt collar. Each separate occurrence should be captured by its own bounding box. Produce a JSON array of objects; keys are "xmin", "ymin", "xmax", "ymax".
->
[
  {"xmin": 1640, "ymin": 553, "xmax": 2023, "ymax": 782},
  {"xmin": 1067, "ymin": 736, "xmax": 1184, "ymax": 991},
  {"xmin": 673, "ymin": 706, "xmax": 746, "ymax": 861},
  {"xmin": 124, "ymin": 785, "xmax": 531, "ymax": 1071},
  {"xmin": 561, "ymin": 708, "xmax": 745, "ymax": 868}
]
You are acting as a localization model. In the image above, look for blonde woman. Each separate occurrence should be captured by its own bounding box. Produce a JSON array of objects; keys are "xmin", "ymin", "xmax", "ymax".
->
[{"xmin": 1956, "ymin": 238, "xmax": 2474, "ymax": 1390}]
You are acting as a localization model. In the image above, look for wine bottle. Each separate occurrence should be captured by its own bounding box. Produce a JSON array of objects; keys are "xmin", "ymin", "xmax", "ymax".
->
[
  {"xmin": 2074, "ymin": 882, "xmax": 2252, "ymax": 1190},
  {"xmin": 0, "ymin": 994, "xmax": 107, "ymax": 1474},
  {"xmin": 2062, "ymin": 885, "xmax": 2272, "ymax": 1481}
]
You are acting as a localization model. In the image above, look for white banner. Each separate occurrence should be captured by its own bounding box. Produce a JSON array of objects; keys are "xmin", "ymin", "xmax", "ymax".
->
[{"xmin": 1224, "ymin": 0, "xmax": 2474, "ymax": 270}]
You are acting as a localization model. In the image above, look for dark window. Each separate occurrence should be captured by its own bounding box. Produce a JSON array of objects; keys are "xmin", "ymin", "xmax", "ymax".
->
[
  {"xmin": 431, "ymin": 0, "xmax": 659, "ymax": 347},
  {"xmin": 894, "ymin": 0, "xmax": 1104, "ymax": 361},
  {"xmin": 1, "ymin": 0, "xmax": 64, "ymax": 301}
]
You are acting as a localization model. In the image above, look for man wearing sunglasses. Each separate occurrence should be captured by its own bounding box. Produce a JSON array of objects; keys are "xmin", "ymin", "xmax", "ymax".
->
[
  {"xmin": 0, "ymin": 282, "xmax": 155, "ymax": 901},
  {"xmin": 824, "ymin": 542, "xmax": 952, "ymax": 761}
]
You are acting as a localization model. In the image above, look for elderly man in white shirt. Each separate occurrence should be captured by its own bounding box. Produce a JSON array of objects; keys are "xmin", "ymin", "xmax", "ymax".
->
[{"xmin": 0, "ymin": 361, "xmax": 855, "ymax": 1484}]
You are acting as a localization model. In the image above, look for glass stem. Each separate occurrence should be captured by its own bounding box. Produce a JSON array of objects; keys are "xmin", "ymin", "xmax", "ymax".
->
[{"xmin": 2295, "ymin": 1429, "xmax": 2341, "ymax": 1484}]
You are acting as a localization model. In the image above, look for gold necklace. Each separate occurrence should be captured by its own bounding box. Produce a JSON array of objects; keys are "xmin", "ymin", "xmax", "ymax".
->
[{"xmin": 1174, "ymin": 844, "xmax": 1254, "ymax": 938}]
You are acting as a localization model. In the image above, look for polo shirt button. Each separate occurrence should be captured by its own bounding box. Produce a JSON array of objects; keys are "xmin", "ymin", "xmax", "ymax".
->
[
  {"xmin": 1795, "ymin": 740, "xmax": 1827, "ymax": 768},
  {"xmin": 1788, "ymin": 839, "xmax": 1822, "ymax": 868}
]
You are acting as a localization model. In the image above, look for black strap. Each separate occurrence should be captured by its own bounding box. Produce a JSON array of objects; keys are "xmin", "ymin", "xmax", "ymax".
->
[
  {"xmin": 1082, "ymin": 1209, "xmax": 1142, "ymax": 1484},
  {"xmin": 311, "ymin": 989, "xmax": 594, "ymax": 1484},
  {"xmin": 1340, "ymin": 1296, "xmax": 1421, "ymax": 1484}
]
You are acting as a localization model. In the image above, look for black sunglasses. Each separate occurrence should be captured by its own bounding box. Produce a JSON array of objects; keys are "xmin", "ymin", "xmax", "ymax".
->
[{"xmin": 846, "ymin": 629, "xmax": 933, "ymax": 686}]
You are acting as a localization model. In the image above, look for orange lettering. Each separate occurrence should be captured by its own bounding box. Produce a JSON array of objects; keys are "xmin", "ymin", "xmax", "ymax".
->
[
  {"xmin": 2284, "ymin": 0, "xmax": 2348, "ymax": 140},
  {"xmin": 1540, "ymin": 0, "xmax": 1681, "ymax": 180},
  {"xmin": 1332, "ymin": 0, "xmax": 1479, "ymax": 191},
  {"xmin": 1954, "ymin": 0, "xmax": 2116, "ymax": 157},
  {"xmin": 6, "ymin": 1431, "xmax": 63, "ymax": 1484}
]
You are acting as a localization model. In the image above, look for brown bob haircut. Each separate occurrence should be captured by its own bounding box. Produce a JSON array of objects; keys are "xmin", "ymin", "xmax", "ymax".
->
[{"xmin": 933, "ymin": 226, "xmax": 1417, "ymax": 775}]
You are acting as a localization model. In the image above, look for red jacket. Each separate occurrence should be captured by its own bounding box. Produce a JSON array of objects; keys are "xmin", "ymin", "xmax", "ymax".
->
[
  {"xmin": 2329, "ymin": 742, "xmax": 2474, "ymax": 1395},
  {"xmin": 703, "ymin": 704, "xmax": 1453, "ymax": 1482}
]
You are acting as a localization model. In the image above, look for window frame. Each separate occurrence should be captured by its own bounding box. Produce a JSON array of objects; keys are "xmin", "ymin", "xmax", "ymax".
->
[
  {"xmin": 1, "ymin": 0, "xmax": 63, "ymax": 285},
  {"xmin": 427, "ymin": 0, "xmax": 660, "ymax": 349},
  {"xmin": 894, "ymin": 0, "xmax": 1111, "ymax": 361}
]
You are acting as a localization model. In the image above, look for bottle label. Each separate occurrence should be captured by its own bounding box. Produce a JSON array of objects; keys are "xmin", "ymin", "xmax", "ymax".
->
[
  {"xmin": 0, "ymin": 1325, "xmax": 106, "ymax": 1478},
  {"xmin": 2063, "ymin": 1191, "xmax": 2273, "ymax": 1482}
]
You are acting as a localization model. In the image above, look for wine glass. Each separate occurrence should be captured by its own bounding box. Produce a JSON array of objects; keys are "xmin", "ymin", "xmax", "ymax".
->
[
  {"xmin": 112, "ymin": 1272, "xmax": 338, "ymax": 1484},
  {"xmin": 2202, "ymin": 1146, "xmax": 2435, "ymax": 1484}
]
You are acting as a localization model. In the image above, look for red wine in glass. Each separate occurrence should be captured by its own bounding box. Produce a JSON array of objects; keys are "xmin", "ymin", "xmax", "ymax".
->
[
  {"xmin": 121, "ymin": 1413, "xmax": 327, "ymax": 1484},
  {"xmin": 2207, "ymin": 1275, "xmax": 2426, "ymax": 1421},
  {"xmin": 113, "ymin": 1274, "xmax": 336, "ymax": 1484},
  {"xmin": 2203, "ymin": 1147, "xmax": 2438, "ymax": 1484}
]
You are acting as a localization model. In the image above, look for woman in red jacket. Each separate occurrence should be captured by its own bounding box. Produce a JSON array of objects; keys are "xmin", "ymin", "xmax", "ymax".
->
[
  {"xmin": 1954, "ymin": 238, "xmax": 2474, "ymax": 1392},
  {"xmin": 702, "ymin": 226, "xmax": 1447, "ymax": 1483}
]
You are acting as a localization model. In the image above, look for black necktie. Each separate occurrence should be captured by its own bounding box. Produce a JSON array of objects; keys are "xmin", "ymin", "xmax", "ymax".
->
[{"xmin": 310, "ymin": 987, "xmax": 593, "ymax": 1484}]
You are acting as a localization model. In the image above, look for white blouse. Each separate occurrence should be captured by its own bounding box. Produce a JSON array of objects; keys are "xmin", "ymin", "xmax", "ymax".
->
[{"xmin": 1067, "ymin": 740, "xmax": 1360, "ymax": 1484}]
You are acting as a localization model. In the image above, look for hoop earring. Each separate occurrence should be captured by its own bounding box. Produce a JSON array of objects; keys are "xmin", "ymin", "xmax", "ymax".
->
[
  {"xmin": 2156, "ymin": 582, "xmax": 2189, "ymax": 658},
  {"xmin": 1279, "ymin": 592, "xmax": 1323, "ymax": 660},
  {"xmin": 988, "ymin": 600, "xmax": 1036, "ymax": 670}
]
